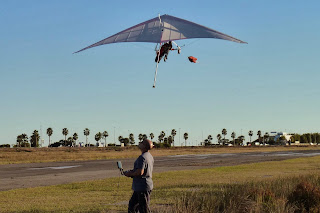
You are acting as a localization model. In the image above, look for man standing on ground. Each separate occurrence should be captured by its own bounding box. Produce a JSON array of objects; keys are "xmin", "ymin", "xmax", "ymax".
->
[{"xmin": 124, "ymin": 139, "xmax": 154, "ymax": 213}]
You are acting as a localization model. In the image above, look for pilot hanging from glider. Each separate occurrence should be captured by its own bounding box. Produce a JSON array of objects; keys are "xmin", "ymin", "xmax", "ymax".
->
[
  {"xmin": 155, "ymin": 41, "xmax": 181, "ymax": 63},
  {"xmin": 74, "ymin": 14, "xmax": 247, "ymax": 88}
]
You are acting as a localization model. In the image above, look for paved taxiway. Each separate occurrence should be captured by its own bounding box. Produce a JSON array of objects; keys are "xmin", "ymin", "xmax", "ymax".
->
[{"xmin": 1, "ymin": 150, "xmax": 319, "ymax": 191}]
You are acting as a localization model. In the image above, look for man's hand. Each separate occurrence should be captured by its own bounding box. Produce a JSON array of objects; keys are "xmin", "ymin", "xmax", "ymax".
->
[{"xmin": 123, "ymin": 170, "xmax": 132, "ymax": 177}]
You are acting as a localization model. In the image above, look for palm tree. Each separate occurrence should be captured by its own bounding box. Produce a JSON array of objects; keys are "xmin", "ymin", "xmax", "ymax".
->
[
  {"xmin": 248, "ymin": 130, "xmax": 253, "ymax": 144},
  {"xmin": 158, "ymin": 131, "xmax": 165, "ymax": 143},
  {"xmin": 95, "ymin": 132, "xmax": 102, "ymax": 146},
  {"xmin": 138, "ymin": 134, "xmax": 143, "ymax": 142},
  {"xmin": 257, "ymin": 130, "xmax": 262, "ymax": 145},
  {"xmin": 163, "ymin": 137, "xmax": 168, "ymax": 145},
  {"xmin": 129, "ymin": 133, "xmax": 135, "ymax": 145},
  {"xmin": 263, "ymin": 132, "xmax": 269, "ymax": 146},
  {"xmin": 143, "ymin": 134, "xmax": 147, "ymax": 140},
  {"xmin": 217, "ymin": 134, "xmax": 222, "ymax": 145},
  {"xmin": 149, "ymin": 133, "xmax": 154, "ymax": 141},
  {"xmin": 222, "ymin": 129, "xmax": 227, "ymax": 146},
  {"xmin": 84, "ymin": 128, "xmax": 90, "ymax": 146},
  {"xmin": 47, "ymin": 128, "xmax": 53, "ymax": 146},
  {"xmin": 205, "ymin": 135, "xmax": 213, "ymax": 146},
  {"xmin": 73, "ymin": 133, "xmax": 78, "ymax": 147},
  {"xmin": 231, "ymin": 132, "xmax": 236, "ymax": 146},
  {"xmin": 183, "ymin": 132, "xmax": 189, "ymax": 146},
  {"xmin": 102, "ymin": 131, "xmax": 109, "ymax": 147},
  {"xmin": 30, "ymin": 130, "xmax": 40, "ymax": 147},
  {"xmin": 204, "ymin": 139, "xmax": 209, "ymax": 146},
  {"xmin": 171, "ymin": 129, "xmax": 177, "ymax": 146},
  {"xmin": 67, "ymin": 137, "xmax": 74, "ymax": 146},
  {"xmin": 62, "ymin": 128, "xmax": 68, "ymax": 146},
  {"xmin": 16, "ymin": 135, "xmax": 23, "ymax": 147}
]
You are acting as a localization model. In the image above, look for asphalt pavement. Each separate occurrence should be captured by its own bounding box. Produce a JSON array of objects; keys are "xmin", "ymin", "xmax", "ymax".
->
[{"xmin": 1, "ymin": 150, "xmax": 319, "ymax": 191}]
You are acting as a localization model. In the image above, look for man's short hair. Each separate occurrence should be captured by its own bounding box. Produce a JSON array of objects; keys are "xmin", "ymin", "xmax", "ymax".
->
[{"xmin": 143, "ymin": 139, "xmax": 153, "ymax": 150}]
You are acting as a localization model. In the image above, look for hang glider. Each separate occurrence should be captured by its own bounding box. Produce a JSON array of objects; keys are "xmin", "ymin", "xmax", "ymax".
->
[{"xmin": 74, "ymin": 14, "xmax": 247, "ymax": 87}]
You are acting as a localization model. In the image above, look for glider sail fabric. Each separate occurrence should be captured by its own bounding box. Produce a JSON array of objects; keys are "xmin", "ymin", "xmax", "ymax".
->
[
  {"xmin": 75, "ymin": 14, "xmax": 246, "ymax": 53},
  {"xmin": 160, "ymin": 15, "xmax": 246, "ymax": 44}
]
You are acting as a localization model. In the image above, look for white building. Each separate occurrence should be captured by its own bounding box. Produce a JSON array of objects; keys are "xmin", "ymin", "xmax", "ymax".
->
[{"xmin": 270, "ymin": 132, "xmax": 292, "ymax": 142}]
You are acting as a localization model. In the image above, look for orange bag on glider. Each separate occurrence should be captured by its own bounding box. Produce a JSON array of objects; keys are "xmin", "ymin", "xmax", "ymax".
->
[{"xmin": 188, "ymin": 56, "xmax": 197, "ymax": 63}]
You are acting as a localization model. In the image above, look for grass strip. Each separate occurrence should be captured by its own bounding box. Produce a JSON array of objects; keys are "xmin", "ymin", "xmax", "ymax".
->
[
  {"xmin": 0, "ymin": 156, "xmax": 320, "ymax": 212},
  {"xmin": 167, "ymin": 174, "xmax": 320, "ymax": 213}
]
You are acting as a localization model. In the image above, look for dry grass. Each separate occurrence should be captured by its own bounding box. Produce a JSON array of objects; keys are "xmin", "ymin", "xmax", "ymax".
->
[
  {"xmin": 0, "ymin": 145, "xmax": 319, "ymax": 164},
  {"xmin": 1, "ymin": 155, "xmax": 320, "ymax": 212},
  {"xmin": 165, "ymin": 175, "xmax": 320, "ymax": 213}
]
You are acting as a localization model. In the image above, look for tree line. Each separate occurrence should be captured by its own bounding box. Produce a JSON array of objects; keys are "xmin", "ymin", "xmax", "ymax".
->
[
  {"xmin": 12, "ymin": 128, "xmax": 189, "ymax": 148},
  {"xmin": 203, "ymin": 129, "xmax": 320, "ymax": 146},
  {"xmin": 6, "ymin": 128, "xmax": 320, "ymax": 148}
]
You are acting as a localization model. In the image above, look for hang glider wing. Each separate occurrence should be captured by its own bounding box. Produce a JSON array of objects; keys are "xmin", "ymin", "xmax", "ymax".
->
[{"xmin": 75, "ymin": 14, "xmax": 246, "ymax": 53}]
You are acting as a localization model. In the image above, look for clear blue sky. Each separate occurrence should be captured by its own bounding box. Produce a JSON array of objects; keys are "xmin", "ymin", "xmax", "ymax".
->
[{"xmin": 1, "ymin": 0, "xmax": 320, "ymax": 146}]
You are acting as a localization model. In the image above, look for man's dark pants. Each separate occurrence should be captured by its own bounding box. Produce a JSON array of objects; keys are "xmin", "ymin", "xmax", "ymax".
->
[{"xmin": 128, "ymin": 190, "xmax": 152, "ymax": 213}]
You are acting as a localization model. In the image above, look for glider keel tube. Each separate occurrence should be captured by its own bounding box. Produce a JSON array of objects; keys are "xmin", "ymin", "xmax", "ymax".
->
[{"xmin": 153, "ymin": 62, "xmax": 159, "ymax": 88}]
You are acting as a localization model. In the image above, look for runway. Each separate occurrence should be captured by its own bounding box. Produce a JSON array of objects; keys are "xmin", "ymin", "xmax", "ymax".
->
[{"xmin": 1, "ymin": 150, "xmax": 319, "ymax": 191}]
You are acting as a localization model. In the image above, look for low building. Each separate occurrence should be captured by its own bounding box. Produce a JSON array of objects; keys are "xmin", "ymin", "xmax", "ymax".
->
[{"xmin": 270, "ymin": 132, "xmax": 292, "ymax": 143}]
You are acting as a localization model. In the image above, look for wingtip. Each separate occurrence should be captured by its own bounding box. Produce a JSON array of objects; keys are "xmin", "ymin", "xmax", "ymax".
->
[
  {"xmin": 238, "ymin": 40, "xmax": 248, "ymax": 44},
  {"xmin": 73, "ymin": 49, "xmax": 83, "ymax": 54}
]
